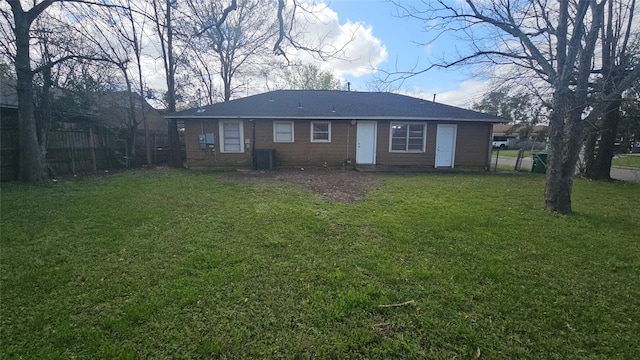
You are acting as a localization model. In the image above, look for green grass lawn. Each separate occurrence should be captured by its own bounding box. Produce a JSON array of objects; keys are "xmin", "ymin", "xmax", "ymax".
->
[
  {"xmin": 492, "ymin": 150, "xmax": 640, "ymax": 169},
  {"xmin": 492, "ymin": 149, "xmax": 535, "ymax": 158},
  {"xmin": 612, "ymin": 154, "xmax": 640, "ymax": 169},
  {"xmin": 2, "ymin": 169, "xmax": 639, "ymax": 359}
]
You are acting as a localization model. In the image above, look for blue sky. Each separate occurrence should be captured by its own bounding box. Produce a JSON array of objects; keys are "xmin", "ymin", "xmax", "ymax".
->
[{"xmin": 315, "ymin": 0, "xmax": 491, "ymax": 107}]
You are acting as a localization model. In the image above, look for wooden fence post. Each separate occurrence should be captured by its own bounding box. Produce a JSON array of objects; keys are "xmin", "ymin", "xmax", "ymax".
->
[
  {"xmin": 70, "ymin": 131, "xmax": 77, "ymax": 176},
  {"xmin": 89, "ymin": 124, "xmax": 97, "ymax": 173}
]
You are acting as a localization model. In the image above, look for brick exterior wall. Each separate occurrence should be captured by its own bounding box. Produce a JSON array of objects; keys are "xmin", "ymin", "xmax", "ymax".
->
[{"xmin": 184, "ymin": 119, "xmax": 492, "ymax": 170}]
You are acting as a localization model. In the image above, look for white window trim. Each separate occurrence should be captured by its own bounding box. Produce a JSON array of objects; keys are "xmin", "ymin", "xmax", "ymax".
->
[
  {"xmin": 273, "ymin": 121, "xmax": 294, "ymax": 143},
  {"xmin": 219, "ymin": 120, "xmax": 244, "ymax": 153},
  {"xmin": 310, "ymin": 121, "xmax": 331, "ymax": 143},
  {"xmin": 389, "ymin": 122, "xmax": 427, "ymax": 153}
]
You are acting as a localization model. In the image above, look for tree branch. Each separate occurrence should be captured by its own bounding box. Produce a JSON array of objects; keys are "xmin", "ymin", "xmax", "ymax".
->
[
  {"xmin": 193, "ymin": 0, "xmax": 237, "ymax": 37},
  {"xmin": 31, "ymin": 54, "xmax": 126, "ymax": 74}
]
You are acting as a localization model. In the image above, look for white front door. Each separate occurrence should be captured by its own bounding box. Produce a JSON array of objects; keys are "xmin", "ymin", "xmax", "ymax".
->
[
  {"xmin": 435, "ymin": 124, "xmax": 457, "ymax": 168},
  {"xmin": 356, "ymin": 121, "xmax": 376, "ymax": 164}
]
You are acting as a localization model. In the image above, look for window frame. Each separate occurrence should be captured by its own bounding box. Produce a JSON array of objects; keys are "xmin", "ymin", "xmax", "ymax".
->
[
  {"xmin": 273, "ymin": 121, "xmax": 295, "ymax": 143},
  {"xmin": 389, "ymin": 122, "xmax": 427, "ymax": 153},
  {"xmin": 219, "ymin": 120, "xmax": 244, "ymax": 153},
  {"xmin": 310, "ymin": 121, "xmax": 331, "ymax": 143}
]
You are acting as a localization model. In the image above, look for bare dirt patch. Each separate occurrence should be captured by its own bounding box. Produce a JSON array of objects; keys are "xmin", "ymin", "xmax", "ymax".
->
[{"xmin": 220, "ymin": 168, "xmax": 381, "ymax": 203}]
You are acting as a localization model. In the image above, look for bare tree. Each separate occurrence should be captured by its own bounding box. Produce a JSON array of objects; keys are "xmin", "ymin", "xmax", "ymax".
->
[
  {"xmin": 101, "ymin": 0, "xmax": 153, "ymax": 166},
  {"xmin": 391, "ymin": 0, "xmax": 639, "ymax": 214},
  {"xmin": 124, "ymin": 0, "xmax": 152, "ymax": 166},
  {"xmin": 185, "ymin": 0, "xmax": 278, "ymax": 102},
  {"xmin": 583, "ymin": 0, "xmax": 639, "ymax": 180},
  {"xmin": 67, "ymin": 0, "xmax": 149, "ymax": 167},
  {"xmin": 31, "ymin": 15, "xmax": 65, "ymax": 156},
  {"xmin": 150, "ymin": 0, "xmax": 184, "ymax": 167},
  {"xmin": 184, "ymin": 43, "xmax": 219, "ymax": 105},
  {"xmin": 148, "ymin": 0, "xmax": 244, "ymax": 166},
  {"xmin": 4, "ymin": 0, "xmax": 58, "ymax": 181},
  {"xmin": 3, "ymin": 0, "xmax": 116, "ymax": 181}
]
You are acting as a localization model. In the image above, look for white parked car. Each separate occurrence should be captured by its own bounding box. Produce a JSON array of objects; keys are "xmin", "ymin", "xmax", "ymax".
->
[{"xmin": 492, "ymin": 136, "xmax": 510, "ymax": 149}]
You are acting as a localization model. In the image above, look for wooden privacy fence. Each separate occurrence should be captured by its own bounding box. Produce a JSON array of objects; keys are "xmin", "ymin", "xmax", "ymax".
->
[{"xmin": 1, "ymin": 126, "xmax": 171, "ymax": 181}]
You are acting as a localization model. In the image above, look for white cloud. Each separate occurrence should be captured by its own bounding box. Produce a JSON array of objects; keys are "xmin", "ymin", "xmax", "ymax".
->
[
  {"xmin": 138, "ymin": 0, "xmax": 388, "ymax": 97},
  {"xmin": 401, "ymin": 79, "xmax": 492, "ymax": 108},
  {"xmin": 423, "ymin": 43, "xmax": 433, "ymax": 57},
  {"xmin": 286, "ymin": 2, "xmax": 387, "ymax": 78},
  {"xmin": 139, "ymin": 56, "xmax": 166, "ymax": 91}
]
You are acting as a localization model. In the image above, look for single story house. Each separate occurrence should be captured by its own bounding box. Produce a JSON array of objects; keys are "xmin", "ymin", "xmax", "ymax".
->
[
  {"xmin": 492, "ymin": 124, "xmax": 549, "ymax": 140},
  {"xmin": 492, "ymin": 123, "xmax": 549, "ymax": 150},
  {"xmin": 166, "ymin": 90, "xmax": 508, "ymax": 170},
  {"xmin": 0, "ymin": 75, "xmax": 19, "ymax": 127},
  {"xmin": 1, "ymin": 75, "xmax": 166, "ymax": 132},
  {"xmin": 96, "ymin": 91, "xmax": 167, "ymax": 132}
]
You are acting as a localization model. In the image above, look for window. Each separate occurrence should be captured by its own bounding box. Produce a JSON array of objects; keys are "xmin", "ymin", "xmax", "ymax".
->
[
  {"xmin": 311, "ymin": 121, "xmax": 331, "ymax": 142},
  {"xmin": 390, "ymin": 123, "xmax": 426, "ymax": 152},
  {"xmin": 219, "ymin": 120, "xmax": 244, "ymax": 153},
  {"xmin": 273, "ymin": 121, "xmax": 294, "ymax": 142}
]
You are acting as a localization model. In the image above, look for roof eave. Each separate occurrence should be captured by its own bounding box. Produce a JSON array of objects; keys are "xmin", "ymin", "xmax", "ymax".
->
[{"xmin": 166, "ymin": 115, "xmax": 507, "ymax": 123}]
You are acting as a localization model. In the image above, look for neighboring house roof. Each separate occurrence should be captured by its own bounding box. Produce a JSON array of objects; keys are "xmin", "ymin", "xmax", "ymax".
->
[
  {"xmin": 493, "ymin": 124, "xmax": 549, "ymax": 137},
  {"xmin": 94, "ymin": 91, "xmax": 166, "ymax": 131},
  {"xmin": 167, "ymin": 90, "xmax": 509, "ymax": 123},
  {"xmin": 0, "ymin": 76, "xmax": 18, "ymax": 109},
  {"xmin": 0, "ymin": 76, "xmax": 165, "ymax": 131}
]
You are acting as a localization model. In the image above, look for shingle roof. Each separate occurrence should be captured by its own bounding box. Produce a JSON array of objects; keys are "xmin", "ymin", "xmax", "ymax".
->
[{"xmin": 167, "ymin": 90, "xmax": 508, "ymax": 123}]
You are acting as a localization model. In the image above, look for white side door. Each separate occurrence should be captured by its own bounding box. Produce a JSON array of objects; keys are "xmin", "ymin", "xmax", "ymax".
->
[
  {"xmin": 356, "ymin": 121, "xmax": 377, "ymax": 164},
  {"xmin": 435, "ymin": 124, "xmax": 457, "ymax": 168}
]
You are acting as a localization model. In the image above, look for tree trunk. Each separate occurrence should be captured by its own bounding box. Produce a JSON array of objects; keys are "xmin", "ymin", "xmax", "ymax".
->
[
  {"xmin": 586, "ymin": 99, "xmax": 622, "ymax": 181},
  {"xmin": 36, "ymin": 65, "xmax": 53, "ymax": 156},
  {"xmin": 545, "ymin": 89, "xmax": 570, "ymax": 213},
  {"xmin": 545, "ymin": 136, "xmax": 573, "ymax": 212},
  {"xmin": 544, "ymin": 82, "xmax": 589, "ymax": 214},
  {"xmin": 123, "ymin": 72, "xmax": 138, "ymax": 168},
  {"xmin": 582, "ymin": 126, "xmax": 598, "ymax": 175},
  {"xmin": 545, "ymin": 99, "xmax": 587, "ymax": 214},
  {"xmin": 166, "ymin": 79, "xmax": 182, "ymax": 167},
  {"xmin": 128, "ymin": 6, "xmax": 152, "ymax": 167},
  {"xmin": 128, "ymin": 125, "xmax": 136, "ymax": 167},
  {"xmin": 14, "ymin": 12, "xmax": 47, "ymax": 182},
  {"xmin": 222, "ymin": 66, "xmax": 231, "ymax": 101},
  {"xmin": 166, "ymin": 56, "xmax": 181, "ymax": 167},
  {"xmin": 223, "ymin": 81, "xmax": 231, "ymax": 102},
  {"xmin": 164, "ymin": 0, "xmax": 182, "ymax": 168},
  {"xmin": 545, "ymin": 170, "xmax": 574, "ymax": 214},
  {"xmin": 142, "ymin": 101, "xmax": 152, "ymax": 166}
]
